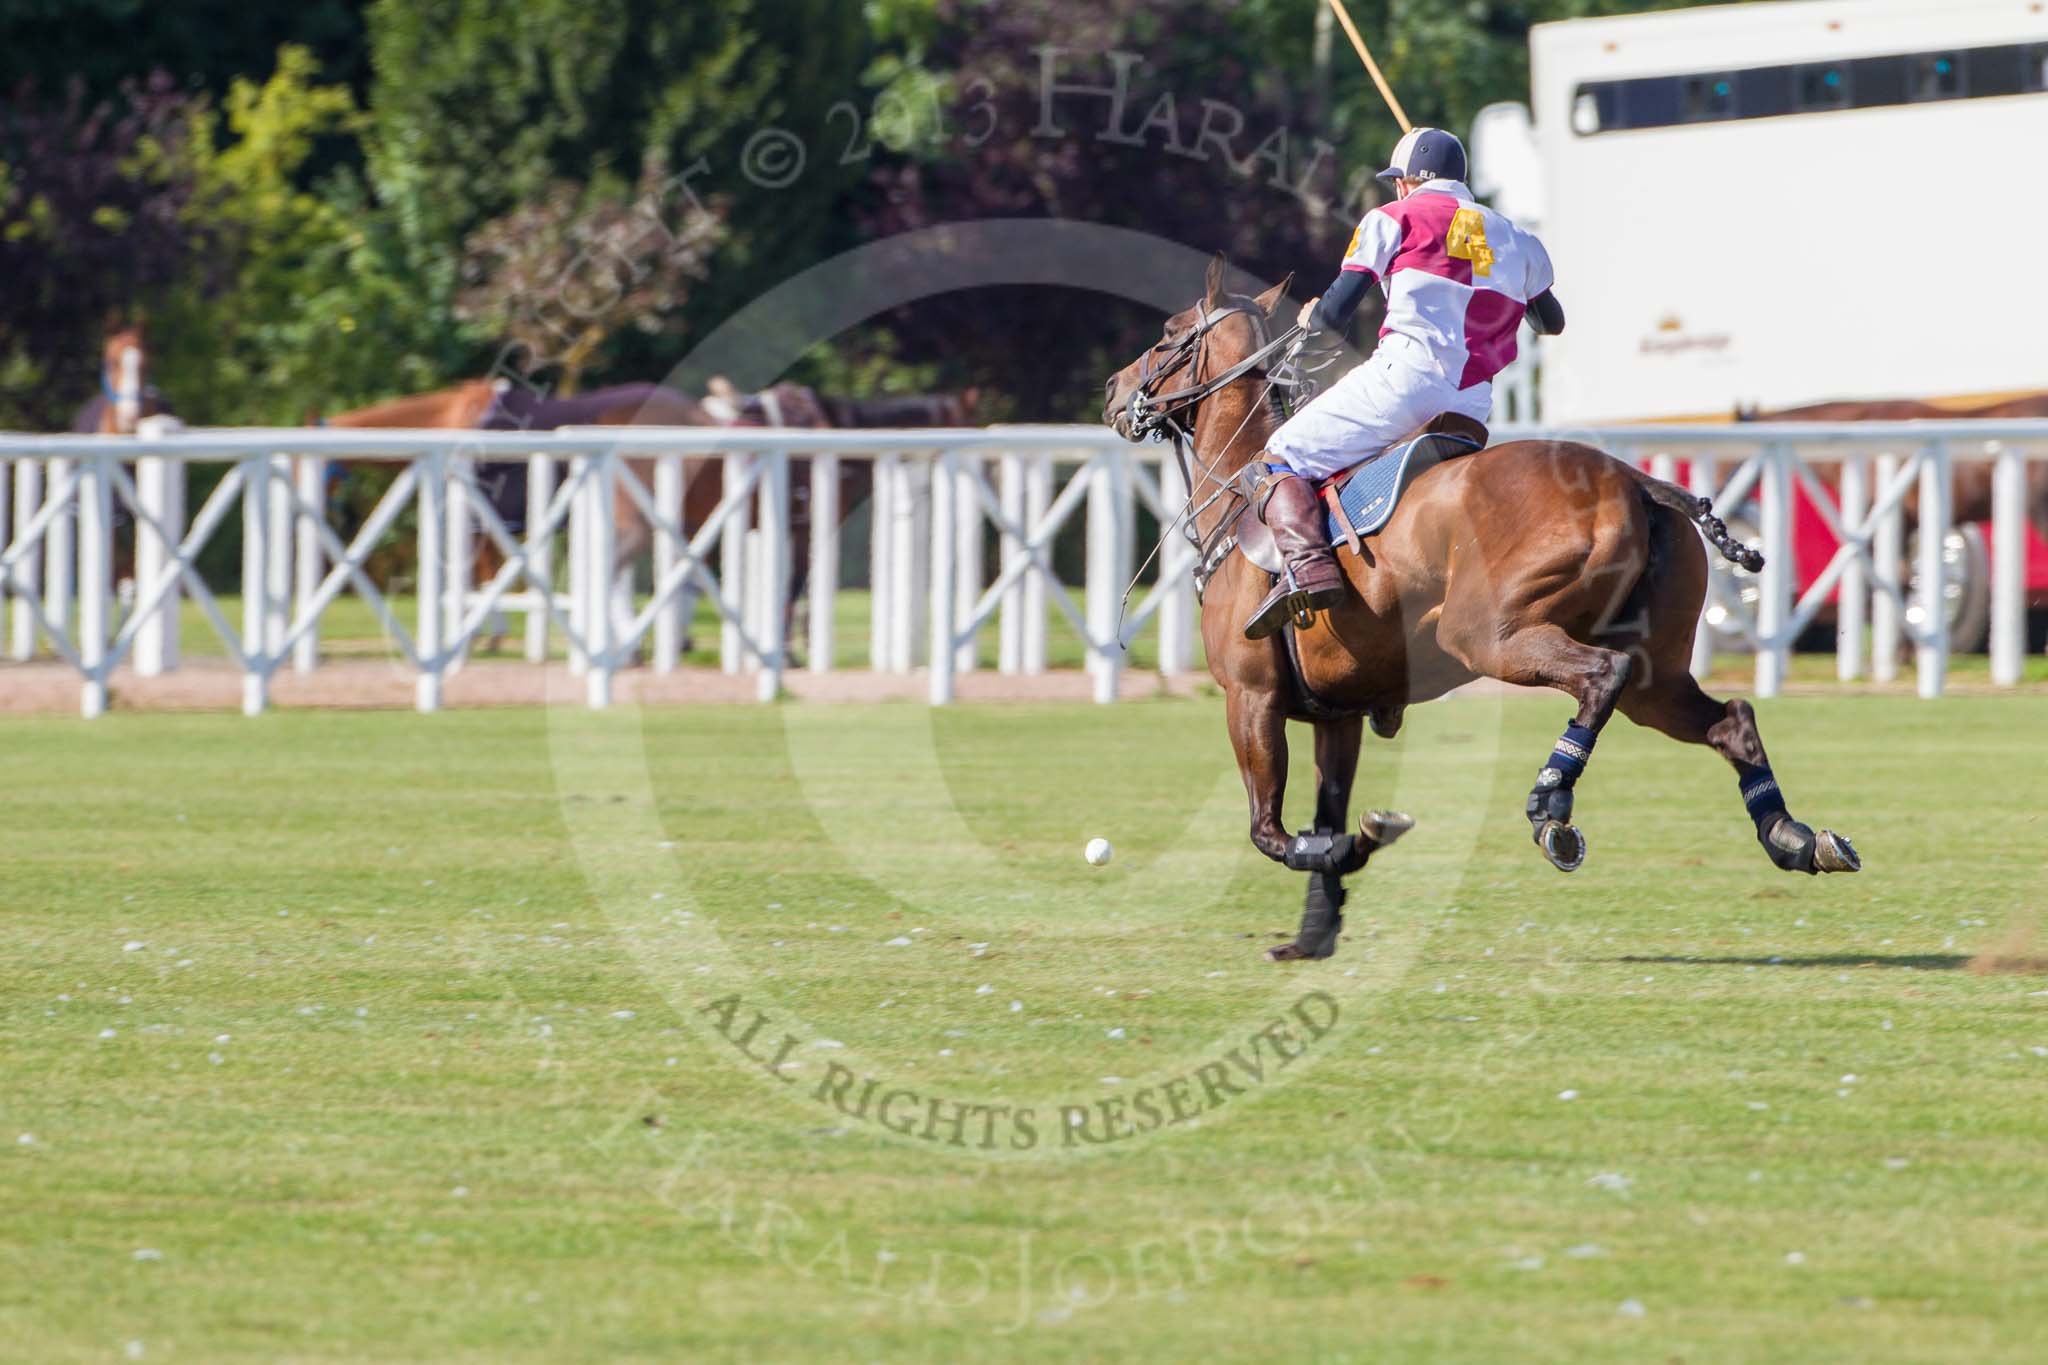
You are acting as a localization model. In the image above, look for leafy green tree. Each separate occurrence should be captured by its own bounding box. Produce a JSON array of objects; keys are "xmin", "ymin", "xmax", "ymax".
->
[
  {"xmin": 364, "ymin": 0, "xmax": 870, "ymax": 378},
  {"xmin": 139, "ymin": 46, "xmax": 470, "ymax": 424},
  {"xmin": 456, "ymin": 158, "xmax": 727, "ymax": 394},
  {"xmin": 0, "ymin": 72, "xmax": 215, "ymax": 429}
]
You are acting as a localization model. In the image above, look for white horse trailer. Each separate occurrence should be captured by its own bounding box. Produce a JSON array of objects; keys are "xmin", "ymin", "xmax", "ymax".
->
[{"xmin": 1471, "ymin": 0, "xmax": 2048, "ymax": 425}]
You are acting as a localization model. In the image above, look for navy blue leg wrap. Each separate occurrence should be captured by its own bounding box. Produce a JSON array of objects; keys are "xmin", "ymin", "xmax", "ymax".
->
[
  {"xmin": 1543, "ymin": 721, "xmax": 1600, "ymax": 789},
  {"xmin": 1529, "ymin": 720, "xmax": 1599, "ymax": 830},
  {"xmin": 1741, "ymin": 766, "xmax": 1788, "ymax": 826}
]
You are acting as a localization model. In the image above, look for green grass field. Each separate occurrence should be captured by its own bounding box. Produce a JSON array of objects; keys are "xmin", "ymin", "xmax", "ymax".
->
[{"xmin": 3, "ymin": 694, "xmax": 2044, "ymax": 1362}]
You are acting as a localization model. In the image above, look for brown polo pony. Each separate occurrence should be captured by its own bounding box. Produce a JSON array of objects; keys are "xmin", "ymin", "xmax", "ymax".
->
[{"xmin": 1105, "ymin": 258, "xmax": 1859, "ymax": 962}]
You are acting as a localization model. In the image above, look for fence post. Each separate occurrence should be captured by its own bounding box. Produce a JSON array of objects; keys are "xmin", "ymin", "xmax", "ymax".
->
[
  {"xmin": 887, "ymin": 456, "xmax": 924, "ymax": 671},
  {"xmin": 953, "ymin": 453, "xmax": 982, "ymax": 674},
  {"xmin": 869, "ymin": 452, "xmax": 894, "ymax": 671},
  {"xmin": 998, "ymin": 452, "xmax": 1024, "ymax": 674},
  {"xmin": 10, "ymin": 461, "xmax": 40, "ymax": 660},
  {"xmin": 1087, "ymin": 449, "xmax": 1132, "ymax": 703},
  {"xmin": 76, "ymin": 454, "xmax": 111, "ymax": 718},
  {"xmin": 134, "ymin": 433, "xmax": 184, "ymax": 676},
  {"xmin": 810, "ymin": 454, "xmax": 838, "ymax": 673},
  {"xmin": 756, "ymin": 449, "xmax": 789, "ymax": 700},
  {"xmin": 567, "ymin": 456, "xmax": 589, "ymax": 676},
  {"xmin": 266, "ymin": 454, "xmax": 292, "ymax": 660},
  {"xmin": 524, "ymin": 455, "xmax": 555, "ymax": 664},
  {"xmin": 443, "ymin": 456, "xmax": 474, "ymax": 674},
  {"xmin": 1024, "ymin": 453, "xmax": 1051, "ymax": 675},
  {"xmin": 1916, "ymin": 441, "xmax": 1950, "ymax": 699},
  {"xmin": 929, "ymin": 448, "xmax": 958, "ymax": 705},
  {"xmin": 1687, "ymin": 454, "xmax": 1717, "ymax": 680},
  {"xmin": 720, "ymin": 452, "xmax": 751, "ymax": 675},
  {"xmin": 1754, "ymin": 443, "xmax": 1792, "ymax": 699},
  {"xmin": 1871, "ymin": 452, "xmax": 1903, "ymax": 682},
  {"xmin": 0, "ymin": 459, "xmax": 9, "ymax": 640},
  {"xmin": 415, "ymin": 451, "xmax": 446, "ymax": 713},
  {"xmin": 1991, "ymin": 444, "xmax": 2027, "ymax": 687},
  {"xmin": 45, "ymin": 455, "xmax": 73, "ymax": 641},
  {"xmin": 1156, "ymin": 448, "xmax": 1194, "ymax": 676},
  {"xmin": 654, "ymin": 455, "xmax": 683, "ymax": 673},
  {"xmin": 585, "ymin": 451, "xmax": 616, "ymax": 708},
  {"xmin": 1836, "ymin": 456, "xmax": 1867, "ymax": 682},
  {"xmin": 293, "ymin": 456, "xmax": 322, "ymax": 673},
  {"xmin": 240, "ymin": 456, "xmax": 270, "ymax": 716}
]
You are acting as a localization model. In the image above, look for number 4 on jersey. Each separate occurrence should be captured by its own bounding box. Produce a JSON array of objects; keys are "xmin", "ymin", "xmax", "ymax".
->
[{"xmin": 1445, "ymin": 208, "xmax": 1494, "ymax": 277}]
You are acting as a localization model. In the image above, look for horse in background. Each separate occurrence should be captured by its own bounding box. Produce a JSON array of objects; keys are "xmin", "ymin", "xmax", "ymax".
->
[
  {"xmin": 66, "ymin": 321, "xmax": 180, "ymax": 603},
  {"xmin": 70, "ymin": 321, "xmax": 174, "ymax": 436}
]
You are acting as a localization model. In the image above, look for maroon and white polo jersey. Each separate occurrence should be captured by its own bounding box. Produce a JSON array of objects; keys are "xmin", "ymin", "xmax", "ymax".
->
[{"xmin": 1341, "ymin": 182, "xmax": 1554, "ymax": 391}]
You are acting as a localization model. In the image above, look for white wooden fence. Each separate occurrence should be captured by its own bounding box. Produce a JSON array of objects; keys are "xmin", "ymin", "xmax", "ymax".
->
[{"xmin": 0, "ymin": 420, "xmax": 2043, "ymax": 717}]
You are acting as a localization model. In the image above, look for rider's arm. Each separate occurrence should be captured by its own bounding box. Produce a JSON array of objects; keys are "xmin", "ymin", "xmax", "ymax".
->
[
  {"xmin": 1522, "ymin": 229, "xmax": 1562, "ymax": 335},
  {"xmin": 1305, "ymin": 207, "xmax": 1401, "ymax": 339},
  {"xmin": 1308, "ymin": 267, "xmax": 1375, "ymax": 336}
]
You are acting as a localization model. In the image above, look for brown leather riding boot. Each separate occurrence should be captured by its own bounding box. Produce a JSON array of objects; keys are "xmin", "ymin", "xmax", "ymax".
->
[{"xmin": 1242, "ymin": 471, "xmax": 1347, "ymax": 640}]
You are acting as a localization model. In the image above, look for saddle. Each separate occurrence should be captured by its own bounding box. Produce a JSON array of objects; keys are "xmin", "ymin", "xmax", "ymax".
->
[{"xmin": 1234, "ymin": 413, "xmax": 1488, "ymax": 575}]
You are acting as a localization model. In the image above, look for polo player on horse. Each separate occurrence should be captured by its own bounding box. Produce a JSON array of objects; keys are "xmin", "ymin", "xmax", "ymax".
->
[{"xmin": 1243, "ymin": 127, "xmax": 1568, "ymax": 640}]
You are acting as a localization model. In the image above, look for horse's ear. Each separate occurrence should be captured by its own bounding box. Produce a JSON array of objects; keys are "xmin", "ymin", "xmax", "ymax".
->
[
  {"xmin": 1204, "ymin": 252, "xmax": 1228, "ymax": 311},
  {"xmin": 1253, "ymin": 273, "xmax": 1295, "ymax": 318}
]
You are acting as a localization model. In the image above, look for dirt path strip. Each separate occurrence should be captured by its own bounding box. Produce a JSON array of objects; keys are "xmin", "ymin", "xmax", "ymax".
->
[
  {"xmin": 1, "ymin": 659, "xmax": 2034, "ymax": 714},
  {"xmin": 0, "ymin": 659, "xmax": 1223, "ymax": 713}
]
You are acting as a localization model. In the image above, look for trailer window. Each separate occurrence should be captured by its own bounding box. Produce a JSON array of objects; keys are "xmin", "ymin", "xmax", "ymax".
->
[
  {"xmin": 1738, "ymin": 67, "xmax": 1795, "ymax": 119},
  {"xmin": 1571, "ymin": 40, "xmax": 2048, "ymax": 135},
  {"xmin": 1619, "ymin": 76, "xmax": 1683, "ymax": 129},
  {"xmin": 1683, "ymin": 74, "xmax": 1737, "ymax": 122},
  {"xmin": 1849, "ymin": 57, "xmax": 1907, "ymax": 108},
  {"xmin": 1798, "ymin": 63, "xmax": 1851, "ymax": 111},
  {"xmin": 1968, "ymin": 46, "xmax": 2025, "ymax": 98},
  {"xmin": 1908, "ymin": 53, "xmax": 1963, "ymax": 101}
]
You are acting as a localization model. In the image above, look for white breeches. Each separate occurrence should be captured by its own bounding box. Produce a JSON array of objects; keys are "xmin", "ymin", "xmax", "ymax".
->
[{"xmin": 1267, "ymin": 343, "xmax": 1491, "ymax": 480}]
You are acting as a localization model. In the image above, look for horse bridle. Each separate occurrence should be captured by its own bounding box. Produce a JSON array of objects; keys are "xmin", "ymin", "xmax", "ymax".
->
[
  {"xmin": 1125, "ymin": 301, "xmax": 1299, "ymax": 447},
  {"xmin": 1122, "ymin": 297, "xmax": 1316, "ymax": 599}
]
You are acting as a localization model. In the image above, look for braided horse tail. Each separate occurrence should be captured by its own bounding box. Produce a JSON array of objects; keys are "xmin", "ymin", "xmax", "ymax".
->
[{"xmin": 1635, "ymin": 472, "xmax": 1765, "ymax": 573}]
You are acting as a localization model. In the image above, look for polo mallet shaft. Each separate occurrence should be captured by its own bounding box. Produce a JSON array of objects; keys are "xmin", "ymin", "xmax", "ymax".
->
[{"xmin": 1321, "ymin": 0, "xmax": 1413, "ymax": 134}]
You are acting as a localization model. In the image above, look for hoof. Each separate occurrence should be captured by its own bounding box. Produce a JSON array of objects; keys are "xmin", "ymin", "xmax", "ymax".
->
[
  {"xmin": 1266, "ymin": 934, "xmax": 1339, "ymax": 962},
  {"xmin": 1537, "ymin": 820, "xmax": 1586, "ymax": 873},
  {"xmin": 1361, "ymin": 809, "xmax": 1415, "ymax": 850},
  {"xmin": 1814, "ymin": 829, "xmax": 1861, "ymax": 874}
]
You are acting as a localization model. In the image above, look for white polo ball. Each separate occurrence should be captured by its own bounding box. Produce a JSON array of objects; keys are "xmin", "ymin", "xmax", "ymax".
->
[{"xmin": 1083, "ymin": 838, "xmax": 1114, "ymax": 867}]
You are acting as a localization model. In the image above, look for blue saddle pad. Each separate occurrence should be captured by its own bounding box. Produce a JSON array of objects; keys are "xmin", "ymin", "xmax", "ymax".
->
[{"xmin": 1324, "ymin": 432, "xmax": 1483, "ymax": 545}]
